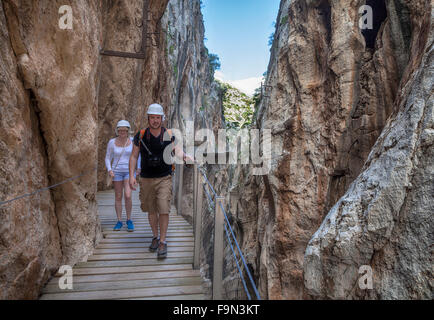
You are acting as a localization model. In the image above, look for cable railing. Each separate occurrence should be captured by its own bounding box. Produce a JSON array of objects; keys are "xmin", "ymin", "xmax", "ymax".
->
[{"xmin": 176, "ymin": 163, "xmax": 261, "ymax": 300}]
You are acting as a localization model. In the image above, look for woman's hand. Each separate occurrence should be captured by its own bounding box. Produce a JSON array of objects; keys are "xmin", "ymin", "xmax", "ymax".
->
[{"xmin": 109, "ymin": 170, "xmax": 115, "ymax": 178}]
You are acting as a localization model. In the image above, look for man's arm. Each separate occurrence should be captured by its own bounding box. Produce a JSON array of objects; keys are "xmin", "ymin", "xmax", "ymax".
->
[
  {"xmin": 167, "ymin": 129, "xmax": 194, "ymax": 163},
  {"xmin": 129, "ymin": 145, "xmax": 140, "ymax": 176}
]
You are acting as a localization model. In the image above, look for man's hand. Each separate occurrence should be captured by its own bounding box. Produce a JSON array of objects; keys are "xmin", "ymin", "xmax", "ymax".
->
[
  {"xmin": 129, "ymin": 176, "xmax": 138, "ymax": 191},
  {"xmin": 183, "ymin": 154, "xmax": 195, "ymax": 167},
  {"xmin": 184, "ymin": 154, "xmax": 195, "ymax": 163}
]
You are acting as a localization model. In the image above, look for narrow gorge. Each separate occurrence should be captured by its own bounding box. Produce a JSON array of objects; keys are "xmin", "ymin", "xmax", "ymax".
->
[{"xmin": 0, "ymin": 0, "xmax": 432, "ymax": 300}]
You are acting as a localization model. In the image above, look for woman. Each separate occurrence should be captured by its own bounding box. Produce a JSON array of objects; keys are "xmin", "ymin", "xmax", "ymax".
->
[{"xmin": 105, "ymin": 120, "xmax": 141, "ymax": 232}]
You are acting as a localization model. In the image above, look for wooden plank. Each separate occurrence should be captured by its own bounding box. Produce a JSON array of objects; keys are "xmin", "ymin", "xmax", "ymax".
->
[
  {"xmin": 100, "ymin": 222, "xmax": 191, "ymax": 227},
  {"xmin": 125, "ymin": 294, "xmax": 205, "ymax": 300},
  {"xmin": 74, "ymin": 257, "xmax": 193, "ymax": 268},
  {"xmin": 98, "ymin": 237, "xmax": 194, "ymax": 244},
  {"xmin": 63, "ymin": 264, "xmax": 193, "ymax": 276},
  {"xmin": 40, "ymin": 285, "xmax": 203, "ymax": 300},
  {"xmin": 43, "ymin": 277, "xmax": 202, "ymax": 294},
  {"xmin": 87, "ymin": 251, "xmax": 192, "ymax": 261},
  {"xmin": 95, "ymin": 242, "xmax": 193, "ymax": 249},
  {"xmin": 100, "ymin": 227, "xmax": 192, "ymax": 230},
  {"xmin": 93, "ymin": 246, "xmax": 193, "ymax": 254},
  {"xmin": 101, "ymin": 227, "xmax": 193, "ymax": 233},
  {"xmin": 102, "ymin": 232, "xmax": 193, "ymax": 239},
  {"xmin": 50, "ymin": 269, "xmax": 201, "ymax": 284}
]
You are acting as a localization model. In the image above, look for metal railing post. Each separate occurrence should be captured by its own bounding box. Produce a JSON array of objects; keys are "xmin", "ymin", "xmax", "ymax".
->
[
  {"xmin": 193, "ymin": 165, "xmax": 203, "ymax": 270},
  {"xmin": 213, "ymin": 196, "xmax": 225, "ymax": 300},
  {"xmin": 176, "ymin": 164, "xmax": 184, "ymax": 216}
]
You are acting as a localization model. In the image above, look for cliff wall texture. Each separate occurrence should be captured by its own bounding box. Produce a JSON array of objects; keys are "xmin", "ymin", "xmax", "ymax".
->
[
  {"xmin": 213, "ymin": 0, "xmax": 432, "ymax": 299},
  {"xmin": 0, "ymin": 0, "xmax": 220, "ymax": 299}
]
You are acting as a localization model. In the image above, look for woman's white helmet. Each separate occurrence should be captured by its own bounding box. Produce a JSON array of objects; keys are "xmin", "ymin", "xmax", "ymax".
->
[
  {"xmin": 147, "ymin": 103, "xmax": 166, "ymax": 121},
  {"xmin": 115, "ymin": 120, "xmax": 131, "ymax": 135}
]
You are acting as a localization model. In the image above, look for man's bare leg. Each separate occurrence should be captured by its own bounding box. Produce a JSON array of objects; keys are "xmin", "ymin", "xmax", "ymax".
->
[
  {"xmin": 159, "ymin": 213, "xmax": 169, "ymax": 243},
  {"xmin": 148, "ymin": 212, "xmax": 159, "ymax": 239}
]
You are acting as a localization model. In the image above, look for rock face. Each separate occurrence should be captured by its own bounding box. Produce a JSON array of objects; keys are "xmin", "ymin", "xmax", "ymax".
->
[
  {"xmin": 96, "ymin": 0, "xmax": 221, "ymax": 193},
  {"xmin": 0, "ymin": 0, "xmax": 222, "ymax": 299},
  {"xmin": 213, "ymin": 0, "xmax": 432, "ymax": 300},
  {"xmin": 97, "ymin": 0, "xmax": 170, "ymax": 190},
  {"xmin": 304, "ymin": 3, "xmax": 433, "ymax": 300},
  {"xmin": 0, "ymin": 0, "xmax": 103, "ymax": 299}
]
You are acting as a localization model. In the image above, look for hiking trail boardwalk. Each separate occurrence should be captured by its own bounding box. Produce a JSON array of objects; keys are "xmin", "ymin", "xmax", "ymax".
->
[{"xmin": 40, "ymin": 189, "xmax": 205, "ymax": 300}]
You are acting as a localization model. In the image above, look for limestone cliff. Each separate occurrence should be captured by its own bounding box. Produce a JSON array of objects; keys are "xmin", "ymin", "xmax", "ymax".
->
[
  {"xmin": 213, "ymin": 0, "xmax": 432, "ymax": 299},
  {"xmin": 0, "ymin": 0, "xmax": 220, "ymax": 299},
  {"xmin": 304, "ymin": 1, "xmax": 433, "ymax": 300},
  {"xmin": 0, "ymin": 0, "xmax": 102, "ymax": 299}
]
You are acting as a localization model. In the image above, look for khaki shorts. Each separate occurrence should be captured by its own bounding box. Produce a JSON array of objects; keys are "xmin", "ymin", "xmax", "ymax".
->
[{"xmin": 139, "ymin": 175, "xmax": 173, "ymax": 214}]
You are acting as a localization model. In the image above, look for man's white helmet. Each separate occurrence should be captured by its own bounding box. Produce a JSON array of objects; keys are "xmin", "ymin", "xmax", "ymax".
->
[
  {"xmin": 147, "ymin": 103, "xmax": 166, "ymax": 121},
  {"xmin": 115, "ymin": 120, "xmax": 131, "ymax": 135}
]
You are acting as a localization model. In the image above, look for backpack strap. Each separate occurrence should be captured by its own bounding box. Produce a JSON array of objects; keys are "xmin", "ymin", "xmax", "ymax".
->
[
  {"xmin": 139, "ymin": 128, "xmax": 152, "ymax": 157},
  {"xmin": 161, "ymin": 127, "xmax": 166, "ymax": 145}
]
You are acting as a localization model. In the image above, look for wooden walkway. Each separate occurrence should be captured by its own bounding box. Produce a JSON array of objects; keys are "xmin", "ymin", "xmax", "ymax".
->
[{"xmin": 40, "ymin": 190, "xmax": 205, "ymax": 300}]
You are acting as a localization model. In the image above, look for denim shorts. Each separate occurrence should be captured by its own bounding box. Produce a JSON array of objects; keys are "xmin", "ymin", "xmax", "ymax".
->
[{"xmin": 113, "ymin": 171, "xmax": 136, "ymax": 182}]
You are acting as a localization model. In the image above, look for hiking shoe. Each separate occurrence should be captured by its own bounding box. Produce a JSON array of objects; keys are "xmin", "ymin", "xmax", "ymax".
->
[
  {"xmin": 113, "ymin": 221, "xmax": 123, "ymax": 231},
  {"xmin": 149, "ymin": 237, "xmax": 160, "ymax": 252},
  {"xmin": 126, "ymin": 220, "xmax": 134, "ymax": 232},
  {"xmin": 157, "ymin": 242, "xmax": 168, "ymax": 259}
]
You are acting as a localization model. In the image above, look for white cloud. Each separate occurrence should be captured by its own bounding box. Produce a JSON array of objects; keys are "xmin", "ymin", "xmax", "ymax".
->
[
  {"xmin": 215, "ymin": 70, "xmax": 225, "ymax": 81},
  {"xmin": 228, "ymin": 77, "xmax": 263, "ymax": 96},
  {"xmin": 214, "ymin": 71, "xmax": 263, "ymax": 96}
]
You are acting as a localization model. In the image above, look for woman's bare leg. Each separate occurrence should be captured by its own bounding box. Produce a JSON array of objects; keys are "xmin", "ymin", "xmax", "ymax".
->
[
  {"xmin": 123, "ymin": 179, "xmax": 132, "ymax": 220},
  {"xmin": 114, "ymin": 180, "xmax": 124, "ymax": 221}
]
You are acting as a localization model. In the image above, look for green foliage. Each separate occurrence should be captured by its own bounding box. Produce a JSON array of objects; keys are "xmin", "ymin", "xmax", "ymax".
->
[
  {"xmin": 280, "ymin": 15, "xmax": 288, "ymax": 25},
  {"xmin": 217, "ymin": 80, "xmax": 256, "ymax": 129},
  {"xmin": 208, "ymin": 52, "xmax": 221, "ymax": 76},
  {"xmin": 268, "ymin": 32, "xmax": 275, "ymax": 47}
]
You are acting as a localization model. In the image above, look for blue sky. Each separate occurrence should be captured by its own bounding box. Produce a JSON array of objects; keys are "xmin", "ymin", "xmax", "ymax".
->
[{"xmin": 202, "ymin": 0, "xmax": 281, "ymax": 95}]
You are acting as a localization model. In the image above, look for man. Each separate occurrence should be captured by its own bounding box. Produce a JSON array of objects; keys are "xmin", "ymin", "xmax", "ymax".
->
[{"xmin": 129, "ymin": 103, "xmax": 193, "ymax": 259}]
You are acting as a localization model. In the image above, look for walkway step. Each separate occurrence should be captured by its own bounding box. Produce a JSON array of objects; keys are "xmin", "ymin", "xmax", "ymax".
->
[
  {"xmin": 75, "ymin": 257, "xmax": 193, "ymax": 268},
  {"xmin": 87, "ymin": 251, "xmax": 193, "ymax": 261},
  {"xmin": 99, "ymin": 237, "xmax": 193, "ymax": 243},
  {"xmin": 93, "ymin": 247, "xmax": 193, "ymax": 254},
  {"xmin": 40, "ymin": 285, "xmax": 203, "ymax": 300},
  {"xmin": 96, "ymin": 242, "xmax": 193, "ymax": 249},
  {"xmin": 50, "ymin": 270, "xmax": 201, "ymax": 284},
  {"xmin": 43, "ymin": 277, "xmax": 202, "ymax": 294},
  {"xmin": 65, "ymin": 264, "xmax": 194, "ymax": 276}
]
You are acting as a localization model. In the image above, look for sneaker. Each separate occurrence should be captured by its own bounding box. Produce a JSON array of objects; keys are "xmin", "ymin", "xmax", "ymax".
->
[
  {"xmin": 157, "ymin": 242, "xmax": 167, "ymax": 259},
  {"xmin": 113, "ymin": 221, "xmax": 123, "ymax": 231},
  {"xmin": 149, "ymin": 237, "xmax": 160, "ymax": 252},
  {"xmin": 126, "ymin": 220, "xmax": 134, "ymax": 232}
]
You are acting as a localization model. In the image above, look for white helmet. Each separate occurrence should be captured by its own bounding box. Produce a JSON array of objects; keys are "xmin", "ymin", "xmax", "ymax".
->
[
  {"xmin": 115, "ymin": 120, "xmax": 131, "ymax": 135},
  {"xmin": 147, "ymin": 103, "xmax": 166, "ymax": 121}
]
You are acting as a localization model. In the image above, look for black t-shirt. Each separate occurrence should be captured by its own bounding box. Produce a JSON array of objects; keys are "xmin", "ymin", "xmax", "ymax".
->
[{"xmin": 133, "ymin": 128, "xmax": 175, "ymax": 178}]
